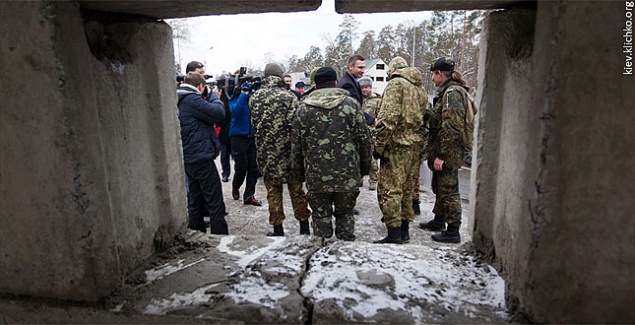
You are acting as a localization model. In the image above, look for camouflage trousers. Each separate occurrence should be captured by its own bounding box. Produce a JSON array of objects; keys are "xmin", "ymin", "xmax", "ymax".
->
[
  {"xmin": 377, "ymin": 145, "xmax": 418, "ymax": 228},
  {"xmin": 409, "ymin": 157, "xmax": 423, "ymax": 201},
  {"xmin": 307, "ymin": 191, "xmax": 359, "ymax": 241},
  {"xmin": 264, "ymin": 176, "xmax": 311, "ymax": 226},
  {"xmin": 429, "ymin": 166, "xmax": 461, "ymax": 225}
]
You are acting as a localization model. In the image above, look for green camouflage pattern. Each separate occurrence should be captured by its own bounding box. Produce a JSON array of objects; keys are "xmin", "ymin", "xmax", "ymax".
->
[
  {"xmin": 307, "ymin": 191, "xmax": 359, "ymax": 241},
  {"xmin": 263, "ymin": 176, "xmax": 311, "ymax": 226},
  {"xmin": 427, "ymin": 79, "xmax": 467, "ymax": 171},
  {"xmin": 410, "ymin": 160, "xmax": 422, "ymax": 200},
  {"xmin": 377, "ymin": 146, "xmax": 419, "ymax": 227},
  {"xmin": 374, "ymin": 67, "xmax": 428, "ymax": 155},
  {"xmin": 362, "ymin": 92, "xmax": 382, "ymax": 183},
  {"xmin": 249, "ymin": 75, "xmax": 298, "ymax": 178},
  {"xmin": 291, "ymin": 87, "xmax": 372, "ymax": 193},
  {"xmin": 362, "ymin": 91, "xmax": 382, "ymax": 119},
  {"xmin": 430, "ymin": 169, "xmax": 461, "ymax": 225},
  {"xmin": 374, "ymin": 65, "xmax": 428, "ymax": 228}
]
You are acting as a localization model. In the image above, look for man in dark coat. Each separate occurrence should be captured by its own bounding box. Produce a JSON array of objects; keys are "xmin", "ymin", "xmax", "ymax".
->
[
  {"xmin": 337, "ymin": 54, "xmax": 366, "ymax": 105},
  {"xmin": 177, "ymin": 72, "xmax": 228, "ymax": 235}
]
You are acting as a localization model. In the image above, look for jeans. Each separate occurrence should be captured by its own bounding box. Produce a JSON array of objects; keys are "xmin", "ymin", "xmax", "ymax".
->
[{"xmin": 230, "ymin": 136, "xmax": 259, "ymax": 199}]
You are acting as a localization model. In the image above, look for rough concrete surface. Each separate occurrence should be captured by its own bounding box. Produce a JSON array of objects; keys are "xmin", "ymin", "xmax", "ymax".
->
[{"xmin": 0, "ymin": 162, "xmax": 507, "ymax": 324}]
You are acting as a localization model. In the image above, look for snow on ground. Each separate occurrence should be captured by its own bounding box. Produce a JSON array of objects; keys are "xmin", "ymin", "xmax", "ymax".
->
[{"xmin": 135, "ymin": 161, "xmax": 507, "ymax": 323}]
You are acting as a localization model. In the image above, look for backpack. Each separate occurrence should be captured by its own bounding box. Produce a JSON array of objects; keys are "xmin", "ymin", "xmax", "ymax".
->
[{"xmin": 447, "ymin": 85, "xmax": 478, "ymax": 150}]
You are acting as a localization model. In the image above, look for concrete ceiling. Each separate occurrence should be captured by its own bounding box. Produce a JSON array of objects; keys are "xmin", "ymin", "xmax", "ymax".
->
[{"xmin": 78, "ymin": 0, "xmax": 531, "ymax": 19}]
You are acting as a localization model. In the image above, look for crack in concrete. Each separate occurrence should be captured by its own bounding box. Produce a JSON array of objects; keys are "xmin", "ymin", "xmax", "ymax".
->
[{"xmin": 297, "ymin": 237, "xmax": 326, "ymax": 324}]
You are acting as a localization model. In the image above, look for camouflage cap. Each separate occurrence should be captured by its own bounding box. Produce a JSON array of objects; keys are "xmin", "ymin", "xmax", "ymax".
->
[
  {"xmin": 430, "ymin": 57, "xmax": 455, "ymax": 71},
  {"xmin": 309, "ymin": 67, "xmax": 320, "ymax": 85},
  {"xmin": 388, "ymin": 56, "xmax": 409, "ymax": 76},
  {"xmin": 264, "ymin": 62, "xmax": 284, "ymax": 78},
  {"xmin": 359, "ymin": 76, "xmax": 372, "ymax": 87}
]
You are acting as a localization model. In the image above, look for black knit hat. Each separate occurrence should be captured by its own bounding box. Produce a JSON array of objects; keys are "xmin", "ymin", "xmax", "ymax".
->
[
  {"xmin": 430, "ymin": 57, "xmax": 455, "ymax": 72},
  {"xmin": 314, "ymin": 67, "xmax": 337, "ymax": 84}
]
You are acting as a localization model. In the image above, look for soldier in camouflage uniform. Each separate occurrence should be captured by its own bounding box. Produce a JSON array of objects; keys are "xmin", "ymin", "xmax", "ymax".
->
[
  {"xmin": 373, "ymin": 57, "xmax": 428, "ymax": 244},
  {"xmin": 421, "ymin": 57, "xmax": 470, "ymax": 244},
  {"xmin": 249, "ymin": 63, "xmax": 311, "ymax": 236},
  {"xmin": 359, "ymin": 77, "xmax": 382, "ymax": 191},
  {"xmin": 292, "ymin": 67, "xmax": 371, "ymax": 241}
]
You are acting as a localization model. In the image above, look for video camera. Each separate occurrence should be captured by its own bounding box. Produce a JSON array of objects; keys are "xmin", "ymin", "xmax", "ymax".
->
[
  {"xmin": 176, "ymin": 73, "xmax": 213, "ymax": 82},
  {"xmin": 213, "ymin": 67, "xmax": 262, "ymax": 93}
]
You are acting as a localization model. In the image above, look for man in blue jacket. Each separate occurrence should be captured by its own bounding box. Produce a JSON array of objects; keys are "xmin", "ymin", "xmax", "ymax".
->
[
  {"xmin": 228, "ymin": 82, "xmax": 262, "ymax": 206},
  {"xmin": 177, "ymin": 72, "xmax": 228, "ymax": 234}
]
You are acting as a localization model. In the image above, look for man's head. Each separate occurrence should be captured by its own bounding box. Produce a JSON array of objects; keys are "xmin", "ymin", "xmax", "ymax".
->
[
  {"xmin": 295, "ymin": 81, "xmax": 306, "ymax": 94},
  {"xmin": 346, "ymin": 54, "xmax": 365, "ymax": 79},
  {"xmin": 314, "ymin": 67, "xmax": 338, "ymax": 89},
  {"xmin": 283, "ymin": 74, "xmax": 293, "ymax": 88},
  {"xmin": 264, "ymin": 62, "xmax": 285, "ymax": 79},
  {"xmin": 186, "ymin": 61, "xmax": 205, "ymax": 75},
  {"xmin": 359, "ymin": 76, "xmax": 373, "ymax": 96},
  {"xmin": 429, "ymin": 56, "xmax": 455, "ymax": 87},
  {"xmin": 387, "ymin": 56, "xmax": 408, "ymax": 76},
  {"xmin": 184, "ymin": 72, "xmax": 206, "ymax": 92}
]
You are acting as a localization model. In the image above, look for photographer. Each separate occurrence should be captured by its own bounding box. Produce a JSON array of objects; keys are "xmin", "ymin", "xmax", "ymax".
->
[
  {"xmin": 177, "ymin": 72, "xmax": 228, "ymax": 235},
  {"xmin": 228, "ymin": 81, "xmax": 262, "ymax": 206}
]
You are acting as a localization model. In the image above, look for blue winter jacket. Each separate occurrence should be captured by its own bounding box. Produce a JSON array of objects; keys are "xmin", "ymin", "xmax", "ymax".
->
[
  {"xmin": 177, "ymin": 84, "xmax": 225, "ymax": 164},
  {"xmin": 228, "ymin": 92, "xmax": 254, "ymax": 138}
]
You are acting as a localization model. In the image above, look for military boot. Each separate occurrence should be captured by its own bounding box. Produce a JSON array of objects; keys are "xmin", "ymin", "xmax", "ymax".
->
[
  {"xmin": 431, "ymin": 222, "xmax": 461, "ymax": 243},
  {"xmin": 412, "ymin": 200, "xmax": 421, "ymax": 215},
  {"xmin": 401, "ymin": 220, "xmax": 410, "ymax": 243},
  {"xmin": 267, "ymin": 224, "xmax": 284, "ymax": 237},
  {"xmin": 373, "ymin": 226, "xmax": 403, "ymax": 244},
  {"xmin": 419, "ymin": 215, "xmax": 445, "ymax": 231},
  {"xmin": 299, "ymin": 220, "xmax": 310, "ymax": 235}
]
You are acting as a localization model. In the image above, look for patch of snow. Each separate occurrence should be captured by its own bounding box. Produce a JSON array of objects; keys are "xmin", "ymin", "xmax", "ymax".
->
[
  {"xmin": 144, "ymin": 283, "xmax": 221, "ymax": 315},
  {"xmin": 217, "ymin": 235, "xmax": 287, "ymax": 268},
  {"xmin": 302, "ymin": 242, "xmax": 506, "ymax": 321}
]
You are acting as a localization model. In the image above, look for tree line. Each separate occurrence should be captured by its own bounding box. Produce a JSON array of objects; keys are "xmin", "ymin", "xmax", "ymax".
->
[
  {"xmin": 285, "ymin": 11, "xmax": 486, "ymax": 93},
  {"xmin": 169, "ymin": 11, "xmax": 486, "ymax": 92}
]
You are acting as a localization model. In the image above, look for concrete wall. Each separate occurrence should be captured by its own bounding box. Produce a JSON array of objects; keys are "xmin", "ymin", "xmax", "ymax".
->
[
  {"xmin": 0, "ymin": 1, "xmax": 185, "ymax": 300},
  {"xmin": 472, "ymin": 2, "xmax": 635, "ymax": 322}
]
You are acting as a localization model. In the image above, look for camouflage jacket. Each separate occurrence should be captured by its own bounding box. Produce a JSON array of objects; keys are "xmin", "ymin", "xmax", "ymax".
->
[
  {"xmin": 362, "ymin": 92, "xmax": 382, "ymax": 119},
  {"xmin": 292, "ymin": 88, "xmax": 372, "ymax": 192},
  {"xmin": 427, "ymin": 79, "xmax": 468, "ymax": 170},
  {"xmin": 374, "ymin": 67, "xmax": 428, "ymax": 154},
  {"xmin": 249, "ymin": 75, "xmax": 299, "ymax": 178}
]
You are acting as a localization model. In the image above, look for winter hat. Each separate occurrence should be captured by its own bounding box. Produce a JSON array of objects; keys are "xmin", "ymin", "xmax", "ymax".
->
[
  {"xmin": 295, "ymin": 81, "xmax": 306, "ymax": 88},
  {"xmin": 314, "ymin": 67, "xmax": 338, "ymax": 84},
  {"xmin": 388, "ymin": 56, "xmax": 409, "ymax": 76},
  {"xmin": 430, "ymin": 57, "xmax": 456, "ymax": 72},
  {"xmin": 359, "ymin": 76, "xmax": 373, "ymax": 87},
  {"xmin": 309, "ymin": 67, "xmax": 320, "ymax": 85},
  {"xmin": 264, "ymin": 63, "xmax": 284, "ymax": 78}
]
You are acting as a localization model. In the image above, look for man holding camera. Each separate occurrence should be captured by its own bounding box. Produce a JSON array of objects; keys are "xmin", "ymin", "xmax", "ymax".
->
[{"xmin": 177, "ymin": 72, "xmax": 228, "ymax": 235}]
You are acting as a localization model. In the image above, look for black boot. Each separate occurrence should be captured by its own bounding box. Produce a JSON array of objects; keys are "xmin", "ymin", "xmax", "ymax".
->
[
  {"xmin": 299, "ymin": 220, "xmax": 310, "ymax": 235},
  {"xmin": 267, "ymin": 224, "xmax": 284, "ymax": 236},
  {"xmin": 431, "ymin": 222, "xmax": 461, "ymax": 243},
  {"xmin": 419, "ymin": 215, "xmax": 445, "ymax": 231},
  {"xmin": 401, "ymin": 221, "xmax": 410, "ymax": 243},
  {"xmin": 412, "ymin": 200, "xmax": 421, "ymax": 215},
  {"xmin": 373, "ymin": 226, "xmax": 403, "ymax": 244}
]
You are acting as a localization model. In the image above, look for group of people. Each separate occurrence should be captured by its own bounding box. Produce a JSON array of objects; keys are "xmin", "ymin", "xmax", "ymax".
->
[{"xmin": 176, "ymin": 53, "xmax": 472, "ymax": 245}]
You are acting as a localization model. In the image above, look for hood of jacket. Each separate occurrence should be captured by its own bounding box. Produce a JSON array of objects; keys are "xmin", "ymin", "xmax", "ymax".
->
[
  {"xmin": 260, "ymin": 75, "xmax": 287, "ymax": 90},
  {"xmin": 177, "ymin": 84, "xmax": 201, "ymax": 102},
  {"xmin": 389, "ymin": 66, "xmax": 423, "ymax": 87},
  {"xmin": 302, "ymin": 88, "xmax": 351, "ymax": 110}
]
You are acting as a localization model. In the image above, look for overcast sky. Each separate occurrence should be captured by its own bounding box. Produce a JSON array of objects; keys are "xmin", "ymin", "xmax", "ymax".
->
[{"xmin": 173, "ymin": 0, "xmax": 431, "ymax": 75}]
